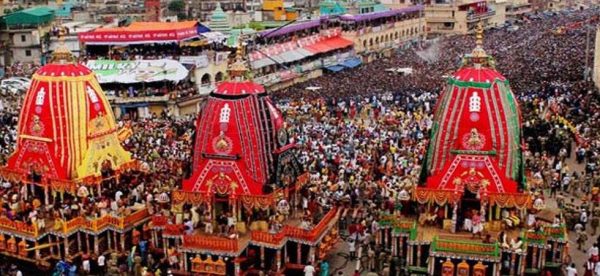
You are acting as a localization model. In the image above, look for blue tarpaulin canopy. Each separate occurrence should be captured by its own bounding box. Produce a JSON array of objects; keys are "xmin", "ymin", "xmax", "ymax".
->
[
  {"xmin": 325, "ymin": 65, "xmax": 345, "ymax": 72},
  {"xmin": 341, "ymin": 57, "xmax": 362, "ymax": 68}
]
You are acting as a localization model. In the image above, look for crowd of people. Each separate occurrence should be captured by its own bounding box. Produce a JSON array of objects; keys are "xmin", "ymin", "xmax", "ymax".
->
[
  {"xmin": 275, "ymin": 8, "xmax": 600, "ymax": 275},
  {"xmin": 104, "ymin": 81, "xmax": 199, "ymax": 99},
  {"xmin": 81, "ymin": 43, "xmax": 229, "ymax": 63},
  {"xmin": 0, "ymin": 6, "xmax": 597, "ymax": 276},
  {"xmin": 1, "ymin": 62, "xmax": 40, "ymax": 79}
]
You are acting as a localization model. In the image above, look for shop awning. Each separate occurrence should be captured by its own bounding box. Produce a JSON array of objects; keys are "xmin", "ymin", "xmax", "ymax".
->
[
  {"xmin": 251, "ymin": 58, "xmax": 276, "ymax": 69},
  {"xmin": 251, "ymin": 48, "xmax": 314, "ymax": 69},
  {"xmin": 275, "ymin": 48, "xmax": 313, "ymax": 63},
  {"xmin": 325, "ymin": 65, "xmax": 345, "ymax": 72},
  {"xmin": 341, "ymin": 57, "xmax": 362, "ymax": 68},
  {"xmin": 303, "ymin": 36, "xmax": 354, "ymax": 54},
  {"xmin": 78, "ymin": 21, "xmax": 201, "ymax": 45}
]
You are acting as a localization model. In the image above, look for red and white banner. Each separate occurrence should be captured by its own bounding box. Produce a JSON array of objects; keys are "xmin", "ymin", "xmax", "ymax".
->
[{"xmin": 78, "ymin": 26, "xmax": 198, "ymax": 45}]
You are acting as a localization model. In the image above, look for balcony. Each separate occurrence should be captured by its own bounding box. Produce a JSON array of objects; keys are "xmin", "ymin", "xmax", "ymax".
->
[
  {"xmin": 0, "ymin": 209, "xmax": 150, "ymax": 239},
  {"xmin": 153, "ymin": 207, "xmax": 341, "ymax": 254},
  {"xmin": 0, "ymin": 217, "xmax": 39, "ymax": 238},
  {"xmin": 506, "ymin": 5, "xmax": 532, "ymax": 16},
  {"xmin": 467, "ymin": 10, "xmax": 496, "ymax": 22},
  {"xmin": 427, "ymin": 17, "xmax": 458, "ymax": 23},
  {"xmin": 59, "ymin": 209, "xmax": 151, "ymax": 236},
  {"xmin": 108, "ymin": 95, "xmax": 170, "ymax": 104}
]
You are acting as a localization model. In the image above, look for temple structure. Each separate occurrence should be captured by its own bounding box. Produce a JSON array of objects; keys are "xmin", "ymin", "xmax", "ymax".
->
[
  {"xmin": 0, "ymin": 35, "xmax": 133, "ymax": 196},
  {"xmin": 183, "ymin": 44, "xmax": 300, "ymax": 197},
  {"xmin": 208, "ymin": 2, "xmax": 232, "ymax": 34},
  {"xmin": 147, "ymin": 43, "xmax": 339, "ymax": 276},
  {"xmin": 394, "ymin": 23, "xmax": 568, "ymax": 276},
  {"xmin": 417, "ymin": 22, "xmax": 527, "ymax": 227},
  {"xmin": 0, "ymin": 31, "xmax": 146, "ymax": 272}
]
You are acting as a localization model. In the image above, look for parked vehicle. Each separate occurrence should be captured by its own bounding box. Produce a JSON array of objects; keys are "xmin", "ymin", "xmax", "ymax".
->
[{"xmin": 0, "ymin": 77, "xmax": 30, "ymax": 94}]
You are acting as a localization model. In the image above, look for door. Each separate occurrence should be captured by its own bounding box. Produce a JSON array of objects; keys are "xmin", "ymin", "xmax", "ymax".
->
[{"xmin": 458, "ymin": 188, "xmax": 481, "ymax": 231}]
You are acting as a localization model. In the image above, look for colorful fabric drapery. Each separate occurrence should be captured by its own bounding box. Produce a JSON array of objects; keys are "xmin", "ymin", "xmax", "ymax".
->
[{"xmin": 415, "ymin": 188, "xmax": 531, "ymax": 209}]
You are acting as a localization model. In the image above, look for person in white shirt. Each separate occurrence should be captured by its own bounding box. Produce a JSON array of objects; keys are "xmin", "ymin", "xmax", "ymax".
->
[
  {"xmin": 581, "ymin": 210, "xmax": 589, "ymax": 230},
  {"xmin": 510, "ymin": 237, "xmax": 523, "ymax": 253},
  {"xmin": 98, "ymin": 254, "xmax": 106, "ymax": 275},
  {"xmin": 184, "ymin": 219, "xmax": 194, "ymax": 235},
  {"xmin": 115, "ymin": 190, "xmax": 123, "ymax": 202},
  {"xmin": 348, "ymin": 238, "xmax": 356, "ymax": 259},
  {"xmin": 82, "ymin": 258, "xmax": 91, "ymax": 274},
  {"xmin": 303, "ymin": 262, "xmax": 315, "ymax": 276},
  {"xmin": 566, "ymin": 263, "xmax": 578, "ymax": 276},
  {"xmin": 595, "ymin": 260, "xmax": 600, "ymax": 276},
  {"xmin": 590, "ymin": 243, "xmax": 600, "ymax": 261}
]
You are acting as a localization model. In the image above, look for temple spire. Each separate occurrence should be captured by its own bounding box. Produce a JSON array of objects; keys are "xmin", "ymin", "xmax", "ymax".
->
[
  {"xmin": 51, "ymin": 23, "xmax": 74, "ymax": 64},
  {"xmin": 471, "ymin": 21, "xmax": 487, "ymax": 59},
  {"xmin": 461, "ymin": 20, "xmax": 495, "ymax": 68},
  {"xmin": 227, "ymin": 36, "xmax": 249, "ymax": 80}
]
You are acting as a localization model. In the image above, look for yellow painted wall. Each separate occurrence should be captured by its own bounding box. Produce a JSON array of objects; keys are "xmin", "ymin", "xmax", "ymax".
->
[
  {"xmin": 149, "ymin": 104, "xmax": 166, "ymax": 116},
  {"xmin": 273, "ymin": 8, "xmax": 286, "ymax": 21},
  {"xmin": 286, "ymin": 10, "xmax": 298, "ymax": 21},
  {"xmin": 344, "ymin": 18, "xmax": 425, "ymax": 54},
  {"xmin": 263, "ymin": 0, "xmax": 283, "ymax": 11}
]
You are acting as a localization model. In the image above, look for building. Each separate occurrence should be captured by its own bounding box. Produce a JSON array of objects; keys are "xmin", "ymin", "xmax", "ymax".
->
[
  {"xmin": 262, "ymin": 0, "xmax": 299, "ymax": 21},
  {"xmin": 340, "ymin": 5, "xmax": 425, "ymax": 62},
  {"xmin": 204, "ymin": 2, "xmax": 253, "ymax": 32},
  {"xmin": 191, "ymin": 0, "xmax": 247, "ymax": 22},
  {"xmin": 246, "ymin": 6, "xmax": 424, "ymax": 90},
  {"xmin": 0, "ymin": 7, "xmax": 56, "ymax": 65},
  {"xmin": 505, "ymin": 0, "xmax": 532, "ymax": 20},
  {"xmin": 319, "ymin": 0, "xmax": 348, "ymax": 16},
  {"xmin": 144, "ymin": 0, "xmax": 162, "ymax": 22},
  {"xmin": 77, "ymin": 21, "xmax": 222, "ymax": 118},
  {"xmin": 424, "ymin": 0, "xmax": 506, "ymax": 35},
  {"xmin": 250, "ymin": 19, "xmax": 357, "ymax": 90},
  {"xmin": 48, "ymin": 21, "xmax": 104, "ymax": 58},
  {"xmin": 319, "ymin": 0, "xmax": 391, "ymax": 16},
  {"xmin": 208, "ymin": 2, "xmax": 233, "ymax": 34}
]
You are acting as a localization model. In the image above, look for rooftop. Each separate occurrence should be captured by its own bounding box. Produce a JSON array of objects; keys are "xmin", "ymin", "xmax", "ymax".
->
[{"xmin": 0, "ymin": 6, "xmax": 56, "ymax": 28}]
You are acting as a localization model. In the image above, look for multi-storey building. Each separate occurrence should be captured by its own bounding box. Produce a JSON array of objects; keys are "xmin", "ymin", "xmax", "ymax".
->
[
  {"xmin": 341, "ymin": 5, "xmax": 425, "ymax": 62},
  {"xmin": 424, "ymin": 0, "xmax": 506, "ymax": 35},
  {"xmin": 505, "ymin": 0, "xmax": 532, "ymax": 19},
  {"xmin": 0, "ymin": 7, "xmax": 56, "ymax": 65},
  {"xmin": 249, "ymin": 6, "xmax": 425, "ymax": 90},
  {"xmin": 191, "ymin": 0, "xmax": 247, "ymax": 22}
]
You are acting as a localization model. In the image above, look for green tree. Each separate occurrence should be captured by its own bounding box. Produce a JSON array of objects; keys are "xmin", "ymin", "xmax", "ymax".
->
[
  {"xmin": 177, "ymin": 12, "xmax": 188, "ymax": 20},
  {"xmin": 168, "ymin": 0, "xmax": 185, "ymax": 13}
]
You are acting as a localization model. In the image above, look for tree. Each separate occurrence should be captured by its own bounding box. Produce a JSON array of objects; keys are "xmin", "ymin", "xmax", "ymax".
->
[
  {"xmin": 168, "ymin": 0, "xmax": 185, "ymax": 13},
  {"xmin": 177, "ymin": 13, "xmax": 188, "ymax": 20}
]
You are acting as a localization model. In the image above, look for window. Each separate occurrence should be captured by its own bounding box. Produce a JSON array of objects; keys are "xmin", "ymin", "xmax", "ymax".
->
[
  {"xmin": 20, "ymin": 35, "xmax": 26, "ymax": 42},
  {"xmin": 25, "ymin": 50, "xmax": 32, "ymax": 57}
]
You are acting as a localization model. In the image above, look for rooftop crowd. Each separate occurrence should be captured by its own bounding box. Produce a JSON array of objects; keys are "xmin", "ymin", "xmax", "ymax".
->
[{"xmin": 0, "ymin": 7, "xmax": 597, "ymax": 275}]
